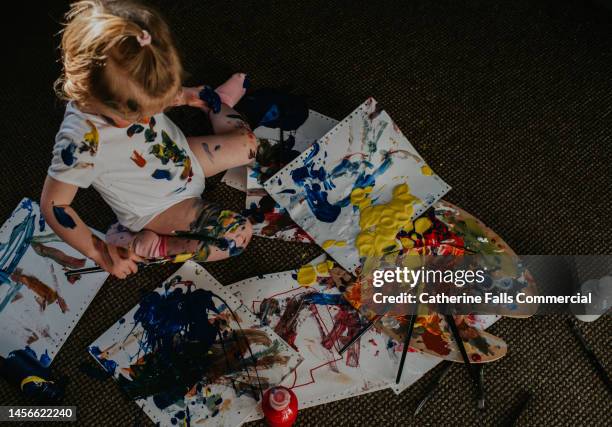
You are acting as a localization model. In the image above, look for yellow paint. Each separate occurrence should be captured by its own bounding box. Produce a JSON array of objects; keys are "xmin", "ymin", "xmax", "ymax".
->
[
  {"xmin": 322, "ymin": 240, "xmax": 347, "ymax": 249},
  {"xmin": 173, "ymin": 253, "xmax": 194, "ymax": 263},
  {"xmin": 351, "ymin": 183, "xmax": 422, "ymax": 257},
  {"xmin": 350, "ymin": 186, "xmax": 373, "ymax": 210},
  {"xmin": 20, "ymin": 376, "xmax": 50, "ymax": 391},
  {"xmin": 414, "ymin": 217, "xmax": 433, "ymax": 234},
  {"xmin": 315, "ymin": 259, "xmax": 335, "ymax": 275},
  {"xmin": 297, "ymin": 264, "xmax": 316, "ymax": 286},
  {"xmin": 421, "ymin": 165, "xmax": 433, "ymax": 176},
  {"xmin": 84, "ymin": 120, "xmax": 99, "ymax": 146}
]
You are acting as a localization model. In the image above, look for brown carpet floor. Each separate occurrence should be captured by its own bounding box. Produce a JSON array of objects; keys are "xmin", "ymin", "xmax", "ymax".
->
[{"xmin": 1, "ymin": 0, "xmax": 611, "ymax": 425}]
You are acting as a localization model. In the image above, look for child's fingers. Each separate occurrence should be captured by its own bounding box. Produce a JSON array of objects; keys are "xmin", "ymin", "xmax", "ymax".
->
[{"xmin": 129, "ymin": 252, "xmax": 144, "ymax": 263}]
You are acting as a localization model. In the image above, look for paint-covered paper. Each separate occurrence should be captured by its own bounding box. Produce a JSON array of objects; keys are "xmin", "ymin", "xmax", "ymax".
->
[
  {"xmin": 0, "ymin": 198, "xmax": 108, "ymax": 364},
  {"xmin": 89, "ymin": 261, "xmax": 302, "ymax": 427},
  {"xmin": 228, "ymin": 255, "xmax": 447, "ymax": 418},
  {"xmin": 245, "ymin": 111, "xmax": 338, "ymax": 242},
  {"xmin": 264, "ymin": 98, "xmax": 451, "ymax": 272}
]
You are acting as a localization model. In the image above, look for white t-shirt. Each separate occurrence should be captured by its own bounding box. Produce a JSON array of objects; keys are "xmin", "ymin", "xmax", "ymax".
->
[{"xmin": 48, "ymin": 102, "xmax": 206, "ymax": 231}]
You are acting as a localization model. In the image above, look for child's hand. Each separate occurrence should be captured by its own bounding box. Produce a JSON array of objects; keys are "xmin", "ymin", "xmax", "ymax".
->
[
  {"xmin": 93, "ymin": 241, "xmax": 143, "ymax": 279},
  {"xmin": 174, "ymin": 86, "xmax": 206, "ymax": 109}
]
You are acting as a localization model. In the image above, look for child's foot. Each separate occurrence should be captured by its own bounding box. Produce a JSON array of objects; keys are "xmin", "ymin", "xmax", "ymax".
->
[
  {"xmin": 105, "ymin": 223, "xmax": 135, "ymax": 248},
  {"xmin": 105, "ymin": 223, "xmax": 167, "ymax": 258},
  {"xmin": 216, "ymin": 73, "xmax": 249, "ymax": 107}
]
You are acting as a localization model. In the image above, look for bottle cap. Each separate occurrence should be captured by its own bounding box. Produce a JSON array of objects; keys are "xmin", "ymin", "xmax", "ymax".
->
[{"xmin": 269, "ymin": 387, "xmax": 291, "ymax": 411}]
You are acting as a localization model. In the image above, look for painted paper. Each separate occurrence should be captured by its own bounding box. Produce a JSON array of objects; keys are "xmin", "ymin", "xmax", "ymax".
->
[
  {"xmin": 89, "ymin": 261, "xmax": 302, "ymax": 427},
  {"xmin": 0, "ymin": 198, "xmax": 108, "ymax": 363},
  {"xmin": 264, "ymin": 98, "xmax": 452, "ymax": 272},
  {"xmin": 245, "ymin": 111, "xmax": 338, "ymax": 242},
  {"xmin": 228, "ymin": 255, "xmax": 451, "ymax": 418}
]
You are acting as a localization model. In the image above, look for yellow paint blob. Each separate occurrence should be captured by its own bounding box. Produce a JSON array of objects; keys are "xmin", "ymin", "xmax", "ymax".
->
[
  {"xmin": 352, "ymin": 183, "xmax": 422, "ymax": 257},
  {"xmin": 316, "ymin": 260, "xmax": 332, "ymax": 275},
  {"xmin": 173, "ymin": 253, "xmax": 194, "ymax": 263},
  {"xmin": 322, "ymin": 240, "xmax": 347, "ymax": 249},
  {"xmin": 297, "ymin": 264, "xmax": 316, "ymax": 286},
  {"xmin": 414, "ymin": 217, "xmax": 433, "ymax": 234},
  {"xmin": 350, "ymin": 186, "xmax": 373, "ymax": 210},
  {"xmin": 421, "ymin": 165, "xmax": 433, "ymax": 176}
]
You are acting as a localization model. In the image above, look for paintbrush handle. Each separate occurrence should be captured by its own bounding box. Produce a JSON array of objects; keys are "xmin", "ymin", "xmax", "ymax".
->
[
  {"xmin": 444, "ymin": 314, "xmax": 485, "ymax": 408},
  {"xmin": 396, "ymin": 313, "xmax": 418, "ymax": 384},
  {"xmin": 64, "ymin": 259, "xmax": 169, "ymax": 277},
  {"xmin": 414, "ymin": 361, "xmax": 452, "ymax": 416},
  {"xmin": 338, "ymin": 315, "xmax": 379, "ymax": 355},
  {"xmin": 567, "ymin": 319, "xmax": 612, "ymax": 394}
]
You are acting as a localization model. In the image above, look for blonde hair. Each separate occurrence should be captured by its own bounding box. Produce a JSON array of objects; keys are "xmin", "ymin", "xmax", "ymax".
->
[{"xmin": 56, "ymin": 0, "xmax": 183, "ymax": 120}]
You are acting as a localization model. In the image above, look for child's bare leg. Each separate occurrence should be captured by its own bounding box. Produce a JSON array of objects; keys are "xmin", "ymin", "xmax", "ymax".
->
[
  {"xmin": 188, "ymin": 103, "xmax": 258, "ymax": 177},
  {"xmin": 107, "ymin": 198, "xmax": 252, "ymax": 262}
]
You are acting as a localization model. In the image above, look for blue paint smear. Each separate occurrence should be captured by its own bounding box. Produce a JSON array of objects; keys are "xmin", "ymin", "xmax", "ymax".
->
[
  {"xmin": 260, "ymin": 104, "xmax": 279, "ymax": 126},
  {"xmin": 53, "ymin": 206, "xmax": 76, "ymax": 229},
  {"xmin": 133, "ymin": 286, "xmax": 219, "ymax": 357},
  {"xmin": 304, "ymin": 293, "xmax": 347, "ymax": 305},
  {"xmin": 0, "ymin": 199, "xmax": 35, "ymax": 312},
  {"xmin": 23, "ymin": 346, "xmax": 51, "ymax": 368},
  {"xmin": 199, "ymin": 86, "xmax": 221, "ymax": 114},
  {"xmin": 243, "ymin": 74, "xmax": 250, "ymax": 89},
  {"xmin": 287, "ymin": 142, "xmax": 394, "ymax": 223},
  {"xmin": 152, "ymin": 169, "xmax": 172, "ymax": 180},
  {"xmin": 38, "ymin": 215, "xmax": 46, "ymax": 232},
  {"xmin": 60, "ymin": 142, "xmax": 78, "ymax": 166},
  {"xmin": 89, "ymin": 346, "xmax": 118, "ymax": 375},
  {"xmin": 278, "ymin": 189, "xmax": 296, "ymax": 194}
]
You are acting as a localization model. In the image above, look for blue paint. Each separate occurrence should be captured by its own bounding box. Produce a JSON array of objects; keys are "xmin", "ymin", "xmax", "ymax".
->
[
  {"xmin": 304, "ymin": 293, "xmax": 347, "ymax": 305},
  {"xmin": 286, "ymin": 143, "xmax": 395, "ymax": 223},
  {"xmin": 89, "ymin": 346, "xmax": 118, "ymax": 375},
  {"xmin": 243, "ymin": 74, "xmax": 250, "ymax": 89},
  {"xmin": 23, "ymin": 346, "xmax": 51, "ymax": 367},
  {"xmin": 127, "ymin": 124, "xmax": 144, "ymax": 137},
  {"xmin": 260, "ymin": 104, "xmax": 279, "ymax": 126},
  {"xmin": 52, "ymin": 206, "xmax": 77, "ymax": 229},
  {"xmin": 38, "ymin": 215, "xmax": 46, "ymax": 232},
  {"xmin": 133, "ymin": 286, "xmax": 219, "ymax": 357},
  {"xmin": 278, "ymin": 189, "xmax": 296, "ymax": 194},
  {"xmin": 199, "ymin": 86, "xmax": 221, "ymax": 114},
  {"xmin": 0, "ymin": 200, "xmax": 35, "ymax": 312},
  {"xmin": 152, "ymin": 169, "xmax": 172, "ymax": 180},
  {"xmin": 303, "ymin": 183, "xmax": 344, "ymax": 223},
  {"xmin": 60, "ymin": 142, "xmax": 77, "ymax": 166}
]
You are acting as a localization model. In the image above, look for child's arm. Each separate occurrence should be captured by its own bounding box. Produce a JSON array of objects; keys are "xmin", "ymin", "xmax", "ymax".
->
[{"xmin": 40, "ymin": 176, "xmax": 142, "ymax": 279}]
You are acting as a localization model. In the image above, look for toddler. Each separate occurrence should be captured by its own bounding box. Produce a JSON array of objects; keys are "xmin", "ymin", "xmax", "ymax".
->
[{"xmin": 41, "ymin": 0, "xmax": 258, "ymax": 278}]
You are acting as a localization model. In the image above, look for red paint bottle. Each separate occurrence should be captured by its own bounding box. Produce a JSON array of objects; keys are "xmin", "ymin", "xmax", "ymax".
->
[{"xmin": 262, "ymin": 386, "xmax": 298, "ymax": 427}]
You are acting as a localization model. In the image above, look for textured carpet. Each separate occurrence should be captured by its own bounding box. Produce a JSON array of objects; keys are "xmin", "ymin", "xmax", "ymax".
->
[{"xmin": 1, "ymin": 0, "xmax": 611, "ymax": 425}]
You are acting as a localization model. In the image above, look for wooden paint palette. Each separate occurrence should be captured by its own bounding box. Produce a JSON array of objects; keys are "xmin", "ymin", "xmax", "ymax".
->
[{"xmin": 378, "ymin": 313, "xmax": 507, "ymax": 363}]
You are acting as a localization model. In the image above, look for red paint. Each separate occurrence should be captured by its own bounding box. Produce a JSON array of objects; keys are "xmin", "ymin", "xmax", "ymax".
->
[
  {"xmin": 130, "ymin": 150, "xmax": 146, "ymax": 167},
  {"xmin": 421, "ymin": 330, "xmax": 451, "ymax": 356},
  {"xmin": 262, "ymin": 386, "xmax": 298, "ymax": 427}
]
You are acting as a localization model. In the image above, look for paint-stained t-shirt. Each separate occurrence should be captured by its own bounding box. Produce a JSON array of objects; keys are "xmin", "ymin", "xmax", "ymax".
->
[{"xmin": 48, "ymin": 102, "xmax": 205, "ymax": 231}]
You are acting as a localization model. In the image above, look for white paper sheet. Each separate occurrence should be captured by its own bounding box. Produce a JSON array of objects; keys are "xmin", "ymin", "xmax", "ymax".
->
[
  {"xmin": 264, "ymin": 98, "xmax": 451, "ymax": 273},
  {"xmin": 0, "ymin": 198, "xmax": 108, "ymax": 364},
  {"xmin": 89, "ymin": 261, "xmax": 302, "ymax": 427}
]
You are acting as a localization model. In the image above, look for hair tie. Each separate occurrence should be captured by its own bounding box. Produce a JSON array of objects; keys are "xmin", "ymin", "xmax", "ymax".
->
[{"xmin": 136, "ymin": 30, "xmax": 152, "ymax": 47}]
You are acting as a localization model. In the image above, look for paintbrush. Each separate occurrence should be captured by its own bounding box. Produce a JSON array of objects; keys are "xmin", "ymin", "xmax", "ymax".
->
[
  {"xmin": 396, "ymin": 312, "xmax": 418, "ymax": 384},
  {"xmin": 414, "ymin": 361, "xmax": 452, "ymax": 416},
  {"xmin": 338, "ymin": 305, "xmax": 392, "ymax": 355},
  {"xmin": 444, "ymin": 313, "xmax": 485, "ymax": 410},
  {"xmin": 567, "ymin": 319, "xmax": 612, "ymax": 394},
  {"xmin": 338, "ymin": 314, "xmax": 381, "ymax": 355},
  {"xmin": 64, "ymin": 258, "xmax": 169, "ymax": 277}
]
